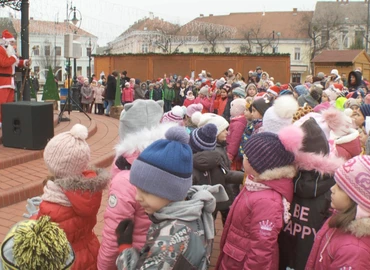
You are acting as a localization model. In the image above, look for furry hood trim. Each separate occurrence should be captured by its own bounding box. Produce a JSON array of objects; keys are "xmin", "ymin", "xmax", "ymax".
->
[
  {"xmin": 256, "ymin": 165, "xmax": 296, "ymax": 181},
  {"xmin": 115, "ymin": 122, "xmax": 178, "ymax": 159},
  {"xmin": 294, "ymin": 151, "xmax": 345, "ymax": 175},
  {"xmin": 53, "ymin": 167, "xmax": 109, "ymax": 193},
  {"xmin": 347, "ymin": 217, "xmax": 370, "ymax": 237}
]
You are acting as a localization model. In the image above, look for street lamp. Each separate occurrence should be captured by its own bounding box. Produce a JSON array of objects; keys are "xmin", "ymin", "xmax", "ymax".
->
[
  {"xmin": 87, "ymin": 38, "xmax": 92, "ymax": 80},
  {"xmin": 272, "ymin": 30, "xmax": 281, "ymax": 54},
  {"xmin": 68, "ymin": 5, "xmax": 82, "ymax": 84}
]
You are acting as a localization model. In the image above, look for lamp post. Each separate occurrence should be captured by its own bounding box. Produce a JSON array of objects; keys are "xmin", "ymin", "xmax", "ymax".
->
[
  {"xmin": 272, "ymin": 30, "xmax": 280, "ymax": 54},
  {"xmin": 68, "ymin": 5, "xmax": 81, "ymax": 84},
  {"xmin": 87, "ymin": 38, "xmax": 92, "ymax": 80}
]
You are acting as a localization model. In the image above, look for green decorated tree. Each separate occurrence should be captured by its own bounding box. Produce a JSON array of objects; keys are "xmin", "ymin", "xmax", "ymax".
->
[
  {"xmin": 42, "ymin": 67, "xmax": 59, "ymax": 101},
  {"xmin": 114, "ymin": 76, "xmax": 121, "ymax": 106}
]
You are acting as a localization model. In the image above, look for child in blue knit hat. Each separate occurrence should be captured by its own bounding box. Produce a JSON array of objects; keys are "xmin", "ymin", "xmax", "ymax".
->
[{"xmin": 115, "ymin": 126, "xmax": 228, "ymax": 270}]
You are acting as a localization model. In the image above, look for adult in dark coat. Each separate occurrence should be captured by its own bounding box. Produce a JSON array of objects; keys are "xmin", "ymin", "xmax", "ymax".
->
[
  {"xmin": 105, "ymin": 71, "xmax": 118, "ymax": 116},
  {"xmin": 278, "ymin": 118, "xmax": 345, "ymax": 270}
]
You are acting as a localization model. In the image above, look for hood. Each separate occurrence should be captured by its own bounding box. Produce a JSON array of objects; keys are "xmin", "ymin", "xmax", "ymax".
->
[
  {"xmin": 300, "ymin": 94, "xmax": 318, "ymax": 108},
  {"xmin": 348, "ymin": 71, "xmax": 362, "ymax": 88},
  {"xmin": 347, "ymin": 217, "xmax": 370, "ymax": 237},
  {"xmin": 140, "ymin": 82, "xmax": 147, "ymax": 89},
  {"xmin": 255, "ymin": 166, "xmax": 296, "ymax": 202},
  {"xmin": 301, "ymin": 117, "xmax": 329, "ymax": 155},
  {"xmin": 54, "ymin": 167, "xmax": 109, "ymax": 193},
  {"xmin": 293, "ymin": 170, "xmax": 335, "ymax": 198},
  {"xmin": 151, "ymin": 184, "xmax": 228, "ymax": 240},
  {"xmin": 115, "ymin": 122, "xmax": 178, "ymax": 159}
]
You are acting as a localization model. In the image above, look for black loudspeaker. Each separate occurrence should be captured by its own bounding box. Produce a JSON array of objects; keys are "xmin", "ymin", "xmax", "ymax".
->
[{"xmin": 2, "ymin": 101, "xmax": 54, "ymax": 150}]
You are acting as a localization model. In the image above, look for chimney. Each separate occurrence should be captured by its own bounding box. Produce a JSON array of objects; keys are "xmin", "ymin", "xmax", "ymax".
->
[
  {"xmin": 209, "ymin": 14, "xmax": 213, "ymax": 16},
  {"xmin": 200, "ymin": 14, "xmax": 204, "ymax": 17}
]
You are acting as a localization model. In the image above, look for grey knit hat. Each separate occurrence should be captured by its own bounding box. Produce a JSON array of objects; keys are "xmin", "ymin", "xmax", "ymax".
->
[{"xmin": 189, "ymin": 123, "xmax": 217, "ymax": 153}]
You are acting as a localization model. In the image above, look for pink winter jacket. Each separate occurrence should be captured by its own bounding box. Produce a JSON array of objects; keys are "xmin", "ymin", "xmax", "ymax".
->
[
  {"xmin": 216, "ymin": 166, "xmax": 295, "ymax": 270},
  {"xmin": 306, "ymin": 216, "xmax": 370, "ymax": 270},
  {"xmin": 226, "ymin": 116, "xmax": 247, "ymax": 160},
  {"xmin": 97, "ymin": 157, "xmax": 151, "ymax": 270}
]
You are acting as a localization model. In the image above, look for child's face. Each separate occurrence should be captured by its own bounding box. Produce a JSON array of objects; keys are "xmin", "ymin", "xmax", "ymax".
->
[
  {"xmin": 168, "ymin": 83, "xmax": 173, "ymax": 88},
  {"xmin": 243, "ymin": 155, "xmax": 259, "ymax": 176},
  {"xmin": 217, "ymin": 129, "xmax": 228, "ymax": 142},
  {"xmin": 353, "ymin": 111, "xmax": 365, "ymax": 127},
  {"xmin": 262, "ymin": 74, "xmax": 266, "ymax": 80},
  {"xmin": 135, "ymin": 188, "xmax": 170, "ymax": 215},
  {"xmin": 251, "ymin": 106, "xmax": 262, "ymax": 120},
  {"xmin": 322, "ymin": 93, "xmax": 329, "ymax": 103},
  {"xmin": 220, "ymin": 89, "xmax": 227, "ymax": 98},
  {"xmin": 359, "ymin": 127, "xmax": 368, "ymax": 146},
  {"xmin": 330, "ymin": 184, "xmax": 352, "ymax": 212},
  {"xmin": 244, "ymin": 108, "xmax": 252, "ymax": 121},
  {"xmin": 181, "ymin": 83, "xmax": 186, "ymax": 88},
  {"xmin": 247, "ymin": 87, "xmax": 256, "ymax": 97}
]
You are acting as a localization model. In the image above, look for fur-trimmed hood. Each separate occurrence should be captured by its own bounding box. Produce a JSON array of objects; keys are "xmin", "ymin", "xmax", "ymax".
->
[
  {"xmin": 255, "ymin": 165, "xmax": 296, "ymax": 181},
  {"xmin": 347, "ymin": 217, "xmax": 370, "ymax": 237},
  {"xmin": 53, "ymin": 167, "xmax": 109, "ymax": 193}
]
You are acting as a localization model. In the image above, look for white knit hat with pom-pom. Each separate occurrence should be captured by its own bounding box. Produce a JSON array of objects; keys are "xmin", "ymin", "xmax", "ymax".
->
[
  {"xmin": 43, "ymin": 124, "xmax": 90, "ymax": 178},
  {"xmin": 192, "ymin": 112, "xmax": 229, "ymax": 136},
  {"xmin": 262, "ymin": 95, "xmax": 299, "ymax": 134}
]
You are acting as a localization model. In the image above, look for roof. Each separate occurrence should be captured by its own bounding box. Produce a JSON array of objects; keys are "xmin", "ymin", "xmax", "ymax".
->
[
  {"xmin": 11, "ymin": 18, "xmax": 96, "ymax": 37},
  {"xmin": 311, "ymin": 50, "xmax": 365, "ymax": 63},
  {"xmin": 313, "ymin": 1, "xmax": 367, "ymax": 26},
  {"xmin": 180, "ymin": 10, "xmax": 314, "ymax": 40},
  {"xmin": 118, "ymin": 17, "xmax": 179, "ymax": 37}
]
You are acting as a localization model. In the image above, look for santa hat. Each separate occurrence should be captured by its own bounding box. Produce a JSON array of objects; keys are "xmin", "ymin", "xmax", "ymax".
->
[
  {"xmin": 267, "ymin": 85, "xmax": 281, "ymax": 97},
  {"xmin": 228, "ymin": 68, "xmax": 234, "ymax": 74},
  {"xmin": 2, "ymin": 30, "xmax": 15, "ymax": 43},
  {"xmin": 184, "ymin": 76, "xmax": 190, "ymax": 82}
]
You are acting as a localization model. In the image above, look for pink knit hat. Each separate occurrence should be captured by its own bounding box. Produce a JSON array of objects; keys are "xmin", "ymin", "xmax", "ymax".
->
[
  {"xmin": 43, "ymin": 124, "xmax": 90, "ymax": 178},
  {"xmin": 334, "ymin": 156, "xmax": 370, "ymax": 218},
  {"xmin": 186, "ymin": 103, "xmax": 203, "ymax": 117}
]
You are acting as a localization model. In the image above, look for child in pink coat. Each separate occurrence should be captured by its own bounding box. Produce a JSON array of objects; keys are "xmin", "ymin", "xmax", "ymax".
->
[
  {"xmin": 216, "ymin": 126, "xmax": 303, "ymax": 270},
  {"xmin": 306, "ymin": 155, "xmax": 370, "ymax": 269}
]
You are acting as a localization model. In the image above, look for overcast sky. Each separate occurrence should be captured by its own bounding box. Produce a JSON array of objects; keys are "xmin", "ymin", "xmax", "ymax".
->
[{"xmin": 0, "ymin": 0, "xmax": 328, "ymax": 46}]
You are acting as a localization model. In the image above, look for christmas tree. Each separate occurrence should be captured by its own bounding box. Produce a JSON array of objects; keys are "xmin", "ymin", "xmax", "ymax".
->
[
  {"xmin": 114, "ymin": 75, "xmax": 121, "ymax": 106},
  {"xmin": 42, "ymin": 67, "xmax": 60, "ymax": 101}
]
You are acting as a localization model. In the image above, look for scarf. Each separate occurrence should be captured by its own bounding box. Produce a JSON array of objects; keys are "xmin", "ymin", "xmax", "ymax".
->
[
  {"xmin": 42, "ymin": 180, "xmax": 71, "ymax": 207},
  {"xmin": 245, "ymin": 176, "xmax": 291, "ymax": 223},
  {"xmin": 179, "ymin": 88, "xmax": 186, "ymax": 97},
  {"xmin": 153, "ymin": 184, "xmax": 228, "ymax": 240}
]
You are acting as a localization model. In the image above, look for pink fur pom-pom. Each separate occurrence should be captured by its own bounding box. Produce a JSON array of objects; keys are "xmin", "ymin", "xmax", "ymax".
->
[
  {"xmin": 278, "ymin": 125, "xmax": 304, "ymax": 153},
  {"xmin": 322, "ymin": 107, "xmax": 342, "ymax": 131}
]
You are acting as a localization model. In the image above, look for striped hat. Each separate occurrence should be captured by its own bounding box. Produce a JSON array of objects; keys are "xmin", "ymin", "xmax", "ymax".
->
[
  {"xmin": 243, "ymin": 131, "xmax": 296, "ymax": 174},
  {"xmin": 189, "ymin": 123, "xmax": 217, "ymax": 153},
  {"xmin": 334, "ymin": 155, "xmax": 370, "ymax": 214}
]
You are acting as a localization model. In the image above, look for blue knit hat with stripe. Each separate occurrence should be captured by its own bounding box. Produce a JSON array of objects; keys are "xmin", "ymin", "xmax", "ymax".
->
[
  {"xmin": 130, "ymin": 126, "xmax": 193, "ymax": 201},
  {"xmin": 189, "ymin": 123, "xmax": 217, "ymax": 153}
]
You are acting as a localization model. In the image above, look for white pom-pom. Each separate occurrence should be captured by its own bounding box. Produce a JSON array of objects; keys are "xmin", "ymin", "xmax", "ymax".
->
[
  {"xmin": 165, "ymin": 126, "xmax": 189, "ymax": 144},
  {"xmin": 274, "ymin": 95, "xmax": 299, "ymax": 119},
  {"xmin": 191, "ymin": 111, "xmax": 202, "ymax": 126},
  {"xmin": 69, "ymin": 124, "xmax": 88, "ymax": 140}
]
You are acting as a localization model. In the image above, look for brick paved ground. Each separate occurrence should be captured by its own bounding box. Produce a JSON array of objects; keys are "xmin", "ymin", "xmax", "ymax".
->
[{"xmin": 0, "ymin": 111, "xmax": 223, "ymax": 269}]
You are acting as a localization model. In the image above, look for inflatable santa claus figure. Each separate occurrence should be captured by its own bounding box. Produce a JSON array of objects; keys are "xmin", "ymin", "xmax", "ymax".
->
[{"xmin": 0, "ymin": 29, "xmax": 31, "ymax": 128}]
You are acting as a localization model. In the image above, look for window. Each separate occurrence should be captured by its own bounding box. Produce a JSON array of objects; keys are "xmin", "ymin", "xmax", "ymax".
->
[
  {"xmin": 225, "ymin": 47, "xmax": 230, "ymax": 53},
  {"xmin": 141, "ymin": 44, "xmax": 148, "ymax": 53},
  {"xmin": 77, "ymin": 66, "xmax": 82, "ymax": 76},
  {"xmin": 203, "ymin": 47, "xmax": 209, "ymax": 53},
  {"xmin": 321, "ymin": 30, "xmax": 329, "ymax": 46},
  {"xmin": 33, "ymin": 46, "xmax": 39, "ymax": 56},
  {"xmin": 34, "ymin": 66, "xmax": 40, "ymax": 75},
  {"xmin": 86, "ymin": 47, "xmax": 92, "ymax": 57},
  {"xmin": 273, "ymin": 46, "xmax": 279, "ymax": 53},
  {"xmin": 55, "ymin": 46, "xmax": 61, "ymax": 56},
  {"xmin": 341, "ymin": 31, "xmax": 349, "ymax": 48},
  {"xmin": 188, "ymin": 48, "xmax": 193, "ymax": 53},
  {"xmin": 44, "ymin": 45, "xmax": 50, "ymax": 56},
  {"xmin": 292, "ymin": 73, "xmax": 301, "ymax": 83},
  {"xmin": 294, "ymin": 47, "xmax": 301, "ymax": 61}
]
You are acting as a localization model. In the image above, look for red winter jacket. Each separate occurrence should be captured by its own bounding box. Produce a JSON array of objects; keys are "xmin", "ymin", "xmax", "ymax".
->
[
  {"xmin": 306, "ymin": 216, "xmax": 370, "ymax": 270},
  {"xmin": 122, "ymin": 87, "xmax": 134, "ymax": 102},
  {"xmin": 216, "ymin": 166, "xmax": 295, "ymax": 270},
  {"xmin": 37, "ymin": 169, "xmax": 109, "ymax": 270},
  {"xmin": 227, "ymin": 116, "xmax": 247, "ymax": 160},
  {"xmin": 333, "ymin": 130, "xmax": 362, "ymax": 160}
]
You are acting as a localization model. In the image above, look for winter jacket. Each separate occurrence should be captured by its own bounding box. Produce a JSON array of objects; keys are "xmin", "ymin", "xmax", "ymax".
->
[
  {"xmin": 81, "ymin": 84, "xmax": 94, "ymax": 104},
  {"xmin": 98, "ymin": 124, "xmax": 176, "ymax": 270},
  {"xmin": 194, "ymin": 96, "xmax": 211, "ymax": 113},
  {"xmin": 134, "ymin": 84, "xmax": 145, "ymax": 100},
  {"xmin": 278, "ymin": 117, "xmax": 342, "ymax": 270},
  {"xmin": 105, "ymin": 74, "xmax": 117, "ymax": 100},
  {"xmin": 94, "ymin": 85, "xmax": 105, "ymax": 104},
  {"xmin": 163, "ymin": 80, "xmax": 175, "ymax": 101},
  {"xmin": 150, "ymin": 88, "xmax": 163, "ymax": 101},
  {"xmin": 183, "ymin": 97, "xmax": 195, "ymax": 107},
  {"xmin": 222, "ymin": 96, "xmax": 233, "ymax": 123},
  {"xmin": 216, "ymin": 96, "xmax": 228, "ymax": 116},
  {"xmin": 305, "ymin": 216, "xmax": 370, "ymax": 270},
  {"xmin": 192, "ymin": 149, "xmax": 244, "ymax": 211},
  {"xmin": 216, "ymin": 166, "xmax": 296, "ymax": 270},
  {"xmin": 331, "ymin": 129, "xmax": 362, "ymax": 160},
  {"xmin": 347, "ymin": 71, "xmax": 363, "ymax": 92},
  {"xmin": 227, "ymin": 116, "xmax": 247, "ymax": 160},
  {"xmin": 121, "ymin": 87, "xmax": 134, "ymax": 103},
  {"xmin": 116, "ymin": 185, "xmax": 228, "ymax": 270},
  {"xmin": 37, "ymin": 169, "xmax": 109, "ymax": 270}
]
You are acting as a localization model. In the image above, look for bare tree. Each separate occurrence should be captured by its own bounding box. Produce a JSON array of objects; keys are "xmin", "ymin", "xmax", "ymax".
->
[
  {"xmin": 238, "ymin": 21, "xmax": 275, "ymax": 53},
  {"xmin": 36, "ymin": 41, "xmax": 61, "ymax": 74},
  {"xmin": 185, "ymin": 21, "xmax": 236, "ymax": 53}
]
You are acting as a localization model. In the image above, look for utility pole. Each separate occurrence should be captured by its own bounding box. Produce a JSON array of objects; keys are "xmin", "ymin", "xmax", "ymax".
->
[{"xmin": 21, "ymin": 0, "xmax": 30, "ymax": 101}]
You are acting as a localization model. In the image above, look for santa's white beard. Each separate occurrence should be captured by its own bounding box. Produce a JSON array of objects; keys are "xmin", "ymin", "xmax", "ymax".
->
[{"xmin": 6, "ymin": 45, "xmax": 16, "ymax": 57}]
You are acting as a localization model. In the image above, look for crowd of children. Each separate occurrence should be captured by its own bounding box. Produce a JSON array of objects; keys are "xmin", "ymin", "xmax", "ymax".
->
[{"xmin": 1, "ymin": 66, "xmax": 370, "ymax": 270}]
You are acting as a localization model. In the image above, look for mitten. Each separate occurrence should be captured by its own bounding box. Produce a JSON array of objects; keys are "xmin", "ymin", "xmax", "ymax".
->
[
  {"xmin": 23, "ymin": 196, "xmax": 42, "ymax": 218},
  {"xmin": 116, "ymin": 219, "xmax": 134, "ymax": 246}
]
